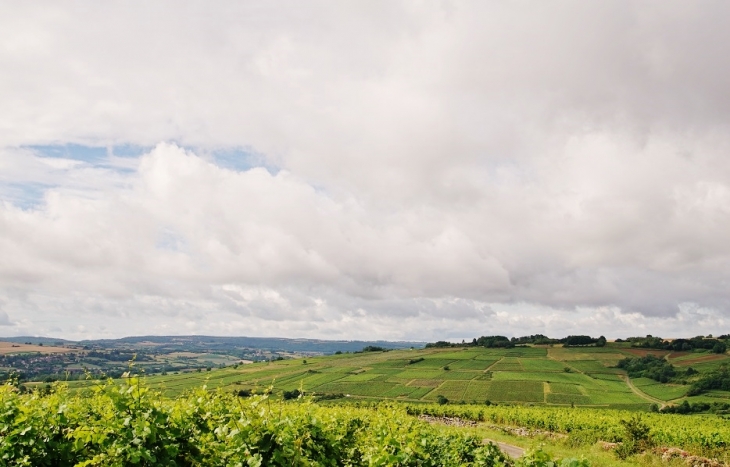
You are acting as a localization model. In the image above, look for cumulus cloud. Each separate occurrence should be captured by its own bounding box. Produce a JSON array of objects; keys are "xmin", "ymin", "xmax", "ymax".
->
[{"xmin": 0, "ymin": 2, "xmax": 729, "ymax": 339}]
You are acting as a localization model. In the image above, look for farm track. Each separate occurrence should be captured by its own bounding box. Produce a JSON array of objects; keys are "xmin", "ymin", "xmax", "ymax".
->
[
  {"xmin": 484, "ymin": 440, "xmax": 525, "ymax": 458},
  {"xmin": 417, "ymin": 415, "xmax": 526, "ymax": 458},
  {"xmin": 620, "ymin": 375, "xmax": 667, "ymax": 409}
]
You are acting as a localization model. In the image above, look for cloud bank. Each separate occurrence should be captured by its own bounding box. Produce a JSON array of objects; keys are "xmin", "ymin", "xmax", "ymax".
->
[{"xmin": 1, "ymin": 2, "xmax": 730, "ymax": 339}]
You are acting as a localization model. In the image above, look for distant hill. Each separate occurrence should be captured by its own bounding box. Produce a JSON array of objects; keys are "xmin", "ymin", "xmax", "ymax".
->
[
  {"xmin": 1, "ymin": 336, "xmax": 74, "ymax": 346},
  {"xmin": 1, "ymin": 335, "xmax": 425, "ymax": 354}
]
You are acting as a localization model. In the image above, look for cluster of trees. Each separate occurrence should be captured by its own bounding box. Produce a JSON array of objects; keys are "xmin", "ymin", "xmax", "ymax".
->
[
  {"xmin": 471, "ymin": 335, "xmax": 563, "ymax": 348},
  {"xmin": 474, "ymin": 336, "xmax": 515, "ymax": 348},
  {"xmin": 426, "ymin": 335, "xmax": 554, "ymax": 349},
  {"xmin": 619, "ymin": 335, "xmax": 727, "ymax": 353},
  {"xmin": 425, "ymin": 333, "xmax": 729, "ymax": 353},
  {"xmin": 424, "ymin": 341, "xmax": 454, "ymax": 348},
  {"xmin": 511, "ymin": 334, "xmax": 559, "ymax": 345},
  {"xmin": 427, "ymin": 334, "xmax": 607, "ymax": 349},
  {"xmin": 687, "ymin": 365, "xmax": 730, "ymax": 395},
  {"xmin": 616, "ymin": 355, "xmax": 677, "ymax": 382},
  {"xmin": 562, "ymin": 335, "xmax": 607, "ymax": 347}
]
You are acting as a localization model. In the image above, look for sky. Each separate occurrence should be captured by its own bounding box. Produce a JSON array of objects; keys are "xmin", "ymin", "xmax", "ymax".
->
[{"xmin": 1, "ymin": 2, "xmax": 730, "ymax": 341}]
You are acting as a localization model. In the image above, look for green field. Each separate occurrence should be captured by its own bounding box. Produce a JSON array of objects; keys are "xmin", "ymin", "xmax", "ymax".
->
[
  {"xmin": 632, "ymin": 377, "xmax": 689, "ymax": 400},
  {"xmin": 63, "ymin": 344, "xmax": 730, "ymax": 409}
]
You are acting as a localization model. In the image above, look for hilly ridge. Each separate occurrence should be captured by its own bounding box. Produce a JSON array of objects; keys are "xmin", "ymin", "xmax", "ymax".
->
[{"xmin": 73, "ymin": 342, "xmax": 730, "ymax": 409}]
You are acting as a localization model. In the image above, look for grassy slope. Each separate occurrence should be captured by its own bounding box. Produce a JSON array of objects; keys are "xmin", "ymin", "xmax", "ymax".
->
[{"xmin": 60, "ymin": 343, "xmax": 730, "ymax": 408}]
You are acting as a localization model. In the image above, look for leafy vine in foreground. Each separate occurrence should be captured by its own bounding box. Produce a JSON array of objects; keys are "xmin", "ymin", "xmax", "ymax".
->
[{"xmin": 0, "ymin": 378, "xmax": 516, "ymax": 466}]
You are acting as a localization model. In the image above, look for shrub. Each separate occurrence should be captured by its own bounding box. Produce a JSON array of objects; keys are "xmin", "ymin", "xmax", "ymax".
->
[
  {"xmin": 615, "ymin": 415, "xmax": 653, "ymax": 459},
  {"xmin": 517, "ymin": 448, "xmax": 590, "ymax": 467},
  {"xmin": 282, "ymin": 388, "xmax": 301, "ymax": 400}
]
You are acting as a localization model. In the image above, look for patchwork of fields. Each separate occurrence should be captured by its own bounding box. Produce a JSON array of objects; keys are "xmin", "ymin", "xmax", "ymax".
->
[{"xmin": 65, "ymin": 344, "xmax": 730, "ymax": 408}]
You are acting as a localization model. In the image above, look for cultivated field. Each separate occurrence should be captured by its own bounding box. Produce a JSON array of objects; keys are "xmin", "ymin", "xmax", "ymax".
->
[
  {"xmin": 0, "ymin": 341, "xmax": 74, "ymax": 355},
  {"xmin": 63, "ymin": 343, "xmax": 730, "ymax": 408}
]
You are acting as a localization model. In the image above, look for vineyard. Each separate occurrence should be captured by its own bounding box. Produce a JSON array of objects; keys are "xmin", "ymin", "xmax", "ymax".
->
[
  {"xmin": 5, "ymin": 378, "xmax": 730, "ymax": 465},
  {"xmin": 406, "ymin": 403, "xmax": 730, "ymax": 459},
  {"xmin": 19, "ymin": 343, "xmax": 730, "ymax": 463},
  {"xmin": 0, "ymin": 379, "xmax": 569, "ymax": 466},
  {"xmin": 58, "ymin": 343, "xmax": 726, "ymax": 411}
]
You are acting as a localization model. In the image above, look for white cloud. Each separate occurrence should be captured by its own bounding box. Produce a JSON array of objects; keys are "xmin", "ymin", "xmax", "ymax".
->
[{"xmin": 1, "ymin": 2, "xmax": 730, "ymax": 339}]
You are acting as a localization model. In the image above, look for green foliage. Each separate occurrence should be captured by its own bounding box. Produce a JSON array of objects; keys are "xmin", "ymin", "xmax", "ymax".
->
[
  {"xmin": 425, "ymin": 341, "xmax": 454, "ymax": 348},
  {"xmin": 0, "ymin": 380, "xmax": 511, "ymax": 466},
  {"xmin": 516, "ymin": 448, "xmax": 590, "ymax": 467},
  {"xmin": 618, "ymin": 414, "xmax": 653, "ymax": 456},
  {"xmin": 661, "ymin": 399, "xmax": 730, "ymax": 414},
  {"xmin": 282, "ymin": 388, "xmax": 301, "ymax": 400},
  {"xmin": 627, "ymin": 335, "xmax": 728, "ymax": 352},
  {"xmin": 621, "ymin": 414, "xmax": 651, "ymax": 444},
  {"xmin": 476, "ymin": 336, "xmax": 515, "ymax": 348},
  {"xmin": 405, "ymin": 403, "xmax": 729, "ymax": 456},
  {"xmin": 561, "ymin": 336, "xmax": 601, "ymax": 347},
  {"xmin": 616, "ymin": 355, "xmax": 675, "ymax": 382},
  {"xmin": 564, "ymin": 429, "xmax": 602, "ymax": 448},
  {"xmin": 687, "ymin": 364, "xmax": 730, "ymax": 395}
]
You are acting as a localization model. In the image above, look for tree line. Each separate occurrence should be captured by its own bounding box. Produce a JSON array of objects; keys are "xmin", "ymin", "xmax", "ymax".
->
[
  {"xmin": 616, "ymin": 335, "xmax": 727, "ymax": 353},
  {"xmin": 426, "ymin": 334, "xmax": 607, "ymax": 349}
]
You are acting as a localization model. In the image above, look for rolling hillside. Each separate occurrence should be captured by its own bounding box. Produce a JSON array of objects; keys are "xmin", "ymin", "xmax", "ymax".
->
[{"xmin": 65, "ymin": 343, "xmax": 730, "ymax": 409}]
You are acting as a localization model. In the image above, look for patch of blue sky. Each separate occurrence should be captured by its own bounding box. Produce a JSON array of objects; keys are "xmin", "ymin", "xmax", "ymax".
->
[
  {"xmin": 18, "ymin": 144, "xmax": 150, "ymax": 180},
  {"xmin": 208, "ymin": 147, "xmax": 279, "ymax": 175},
  {"xmin": 26, "ymin": 144, "xmax": 108, "ymax": 164},
  {"xmin": 24, "ymin": 144, "xmax": 276, "ymax": 175},
  {"xmin": 0, "ymin": 182, "xmax": 49, "ymax": 210},
  {"xmin": 109, "ymin": 144, "xmax": 150, "ymax": 158},
  {"xmin": 155, "ymin": 228, "xmax": 187, "ymax": 253},
  {"xmin": 24, "ymin": 143, "xmax": 148, "ymax": 167}
]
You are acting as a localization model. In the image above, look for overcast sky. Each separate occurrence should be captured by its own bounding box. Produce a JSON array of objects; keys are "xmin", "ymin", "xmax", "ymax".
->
[{"xmin": 1, "ymin": 2, "xmax": 730, "ymax": 341}]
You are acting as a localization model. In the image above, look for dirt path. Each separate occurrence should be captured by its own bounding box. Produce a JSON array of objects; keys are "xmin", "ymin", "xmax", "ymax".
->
[
  {"xmin": 417, "ymin": 415, "xmax": 526, "ymax": 458},
  {"xmin": 484, "ymin": 439, "xmax": 525, "ymax": 458},
  {"xmin": 620, "ymin": 375, "xmax": 666, "ymax": 409}
]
